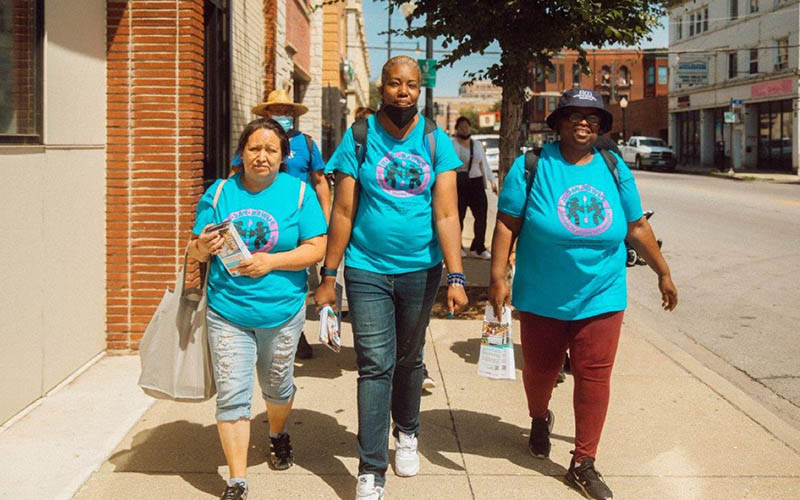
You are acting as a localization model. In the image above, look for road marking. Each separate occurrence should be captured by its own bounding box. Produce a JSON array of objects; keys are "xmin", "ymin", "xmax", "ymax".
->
[{"xmin": 778, "ymin": 199, "xmax": 800, "ymax": 207}]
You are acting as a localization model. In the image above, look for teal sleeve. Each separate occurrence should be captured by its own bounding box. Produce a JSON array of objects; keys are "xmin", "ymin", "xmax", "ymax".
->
[
  {"xmin": 328, "ymin": 126, "xmax": 358, "ymax": 179},
  {"xmin": 615, "ymin": 155, "xmax": 644, "ymax": 222},
  {"xmin": 309, "ymin": 139, "xmax": 325, "ymax": 172},
  {"xmin": 192, "ymin": 179, "xmax": 223, "ymax": 235},
  {"xmin": 298, "ymin": 182, "xmax": 328, "ymax": 241},
  {"xmin": 433, "ymin": 127, "xmax": 462, "ymax": 173},
  {"xmin": 497, "ymin": 155, "xmax": 527, "ymax": 218}
]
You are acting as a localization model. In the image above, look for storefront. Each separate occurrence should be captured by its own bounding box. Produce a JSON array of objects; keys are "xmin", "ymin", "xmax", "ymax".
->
[
  {"xmin": 675, "ymin": 110, "xmax": 700, "ymax": 164},
  {"xmin": 755, "ymin": 99, "xmax": 793, "ymax": 171}
]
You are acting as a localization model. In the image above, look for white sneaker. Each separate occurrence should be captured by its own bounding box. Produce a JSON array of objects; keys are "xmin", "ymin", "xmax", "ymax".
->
[
  {"xmin": 394, "ymin": 431, "xmax": 420, "ymax": 477},
  {"xmin": 355, "ymin": 474, "xmax": 385, "ymax": 500},
  {"xmin": 460, "ymin": 247, "xmax": 467, "ymax": 257},
  {"xmin": 422, "ymin": 375, "xmax": 437, "ymax": 390},
  {"xmin": 475, "ymin": 249, "xmax": 491, "ymax": 260}
]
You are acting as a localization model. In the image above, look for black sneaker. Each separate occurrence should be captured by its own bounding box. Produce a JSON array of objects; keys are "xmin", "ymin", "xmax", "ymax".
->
[
  {"xmin": 220, "ymin": 483, "xmax": 248, "ymax": 500},
  {"xmin": 565, "ymin": 457, "xmax": 613, "ymax": 499},
  {"xmin": 528, "ymin": 409, "xmax": 554, "ymax": 458},
  {"xmin": 269, "ymin": 432, "xmax": 294, "ymax": 470},
  {"xmin": 296, "ymin": 332, "xmax": 313, "ymax": 359}
]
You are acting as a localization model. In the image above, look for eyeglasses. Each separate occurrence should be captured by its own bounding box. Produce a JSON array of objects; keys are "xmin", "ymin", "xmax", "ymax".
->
[{"xmin": 567, "ymin": 112, "xmax": 601, "ymax": 126}]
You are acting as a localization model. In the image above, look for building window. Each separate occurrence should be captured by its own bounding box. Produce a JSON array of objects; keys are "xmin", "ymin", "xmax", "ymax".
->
[
  {"xmin": 750, "ymin": 0, "xmax": 759, "ymax": 12},
  {"xmin": 547, "ymin": 66, "xmax": 556, "ymax": 83},
  {"xmin": 728, "ymin": 52, "xmax": 738, "ymax": 78},
  {"xmin": 676, "ymin": 16, "xmax": 682, "ymax": 40},
  {"xmin": 572, "ymin": 63, "xmax": 581, "ymax": 86},
  {"xmin": 558, "ymin": 64, "xmax": 564, "ymax": 83},
  {"xmin": 647, "ymin": 66, "xmax": 655, "ymax": 85},
  {"xmin": 601, "ymin": 65, "xmax": 611, "ymax": 86},
  {"xmin": 695, "ymin": 12, "xmax": 701, "ymax": 34},
  {"xmin": 703, "ymin": 8, "xmax": 709, "ymax": 31},
  {"xmin": 536, "ymin": 97, "xmax": 545, "ymax": 112},
  {"xmin": 775, "ymin": 37, "xmax": 789, "ymax": 70},
  {"xmin": 749, "ymin": 48, "xmax": 759, "ymax": 74},
  {"xmin": 548, "ymin": 97, "xmax": 556, "ymax": 112},
  {"xmin": 689, "ymin": 14, "xmax": 695, "ymax": 36},
  {"xmin": 730, "ymin": 0, "xmax": 738, "ymax": 20},
  {"xmin": 0, "ymin": 0, "xmax": 43, "ymax": 144},
  {"xmin": 658, "ymin": 66, "xmax": 668, "ymax": 85},
  {"xmin": 619, "ymin": 65, "xmax": 629, "ymax": 86}
]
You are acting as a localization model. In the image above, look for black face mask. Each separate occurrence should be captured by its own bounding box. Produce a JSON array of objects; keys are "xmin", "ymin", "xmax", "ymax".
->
[
  {"xmin": 382, "ymin": 104, "xmax": 418, "ymax": 129},
  {"xmin": 457, "ymin": 133, "xmax": 471, "ymax": 139}
]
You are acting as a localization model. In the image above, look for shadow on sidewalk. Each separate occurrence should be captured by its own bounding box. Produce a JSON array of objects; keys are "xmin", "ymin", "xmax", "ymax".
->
[
  {"xmin": 293, "ymin": 344, "xmax": 357, "ymax": 379},
  {"xmin": 419, "ymin": 409, "xmax": 571, "ymax": 478},
  {"xmin": 106, "ymin": 409, "xmax": 359, "ymax": 499}
]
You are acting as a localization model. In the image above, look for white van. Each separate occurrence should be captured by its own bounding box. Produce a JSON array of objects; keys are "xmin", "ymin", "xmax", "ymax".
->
[{"xmin": 471, "ymin": 134, "xmax": 500, "ymax": 174}]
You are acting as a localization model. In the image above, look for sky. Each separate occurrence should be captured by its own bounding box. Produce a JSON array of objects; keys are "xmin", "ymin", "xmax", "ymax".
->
[{"xmin": 360, "ymin": 1, "xmax": 669, "ymax": 97}]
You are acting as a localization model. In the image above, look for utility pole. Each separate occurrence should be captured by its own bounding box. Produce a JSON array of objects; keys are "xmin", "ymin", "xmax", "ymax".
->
[
  {"xmin": 424, "ymin": 22, "xmax": 433, "ymax": 120},
  {"xmin": 387, "ymin": 2, "xmax": 392, "ymax": 59}
]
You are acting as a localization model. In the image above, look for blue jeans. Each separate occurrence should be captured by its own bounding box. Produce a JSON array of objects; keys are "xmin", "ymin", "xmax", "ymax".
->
[
  {"xmin": 206, "ymin": 307, "xmax": 304, "ymax": 421},
  {"xmin": 344, "ymin": 264, "xmax": 442, "ymax": 485}
]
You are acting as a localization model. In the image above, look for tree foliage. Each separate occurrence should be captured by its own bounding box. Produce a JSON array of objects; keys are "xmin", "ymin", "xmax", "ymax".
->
[{"xmin": 385, "ymin": 0, "xmax": 671, "ymax": 181}]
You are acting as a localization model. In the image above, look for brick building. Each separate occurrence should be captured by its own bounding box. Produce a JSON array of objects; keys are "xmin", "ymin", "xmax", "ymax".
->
[
  {"xmin": 434, "ymin": 80, "xmax": 503, "ymax": 134},
  {"xmin": 527, "ymin": 48, "xmax": 669, "ymax": 143},
  {"xmin": 0, "ymin": 0, "xmax": 334, "ymax": 425},
  {"xmin": 320, "ymin": 0, "xmax": 370, "ymax": 159}
]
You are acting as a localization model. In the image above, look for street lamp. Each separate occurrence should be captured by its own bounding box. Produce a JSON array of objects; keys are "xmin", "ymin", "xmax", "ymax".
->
[{"xmin": 619, "ymin": 96, "xmax": 628, "ymax": 142}]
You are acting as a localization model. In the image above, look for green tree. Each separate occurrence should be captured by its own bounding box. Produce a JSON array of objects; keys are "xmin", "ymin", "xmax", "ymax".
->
[
  {"xmin": 388, "ymin": 0, "xmax": 669, "ymax": 183},
  {"xmin": 368, "ymin": 79, "xmax": 381, "ymax": 110}
]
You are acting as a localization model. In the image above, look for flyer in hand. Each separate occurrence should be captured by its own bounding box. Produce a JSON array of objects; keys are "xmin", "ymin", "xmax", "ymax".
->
[
  {"xmin": 477, "ymin": 305, "xmax": 516, "ymax": 380},
  {"xmin": 207, "ymin": 220, "xmax": 252, "ymax": 277},
  {"xmin": 318, "ymin": 305, "xmax": 341, "ymax": 353}
]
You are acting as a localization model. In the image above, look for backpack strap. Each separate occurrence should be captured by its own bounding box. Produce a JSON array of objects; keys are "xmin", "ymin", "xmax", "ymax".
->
[
  {"xmin": 303, "ymin": 133, "xmax": 314, "ymax": 167},
  {"xmin": 520, "ymin": 151, "xmax": 539, "ymax": 220},
  {"xmin": 597, "ymin": 148, "xmax": 620, "ymax": 188},
  {"xmin": 422, "ymin": 116, "xmax": 437, "ymax": 165},
  {"xmin": 212, "ymin": 179, "xmax": 227, "ymax": 217},
  {"xmin": 298, "ymin": 180, "xmax": 306, "ymax": 210},
  {"xmin": 352, "ymin": 118, "xmax": 368, "ymax": 168}
]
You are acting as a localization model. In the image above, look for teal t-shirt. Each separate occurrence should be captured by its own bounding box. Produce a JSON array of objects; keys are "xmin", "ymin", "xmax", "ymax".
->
[
  {"xmin": 193, "ymin": 173, "xmax": 327, "ymax": 328},
  {"xmin": 327, "ymin": 114, "xmax": 462, "ymax": 274},
  {"xmin": 497, "ymin": 143, "xmax": 643, "ymax": 320}
]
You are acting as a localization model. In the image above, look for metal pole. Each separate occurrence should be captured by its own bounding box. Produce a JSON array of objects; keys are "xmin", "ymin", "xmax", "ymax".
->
[
  {"xmin": 388, "ymin": 3, "xmax": 392, "ymax": 59},
  {"xmin": 622, "ymin": 108, "xmax": 627, "ymax": 141},
  {"xmin": 424, "ymin": 28, "xmax": 433, "ymax": 120}
]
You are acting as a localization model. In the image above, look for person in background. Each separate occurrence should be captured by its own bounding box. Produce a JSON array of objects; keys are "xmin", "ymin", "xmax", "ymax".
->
[
  {"xmin": 252, "ymin": 89, "xmax": 331, "ymax": 359},
  {"xmin": 189, "ymin": 118, "xmax": 327, "ymax": 500},
  {"xmin": 489, "ymin": 89, "xmax": 677, "ymax": 500},
  {"xmin": 315, "ymin": 55, "xmax": 467, "ymax": 500},
  {"xmin": 452, "ymin": 116, "xmax": 498, "ymax": 260}
]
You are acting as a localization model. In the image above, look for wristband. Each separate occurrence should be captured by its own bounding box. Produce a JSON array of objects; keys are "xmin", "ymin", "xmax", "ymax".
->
[
  {"xmin": 446, "ymin": 272, "xmax": 466, "ymax": 287},
  {"xmin": 320, "ymin": 265, "xmax": 338, "ymax": 279}
]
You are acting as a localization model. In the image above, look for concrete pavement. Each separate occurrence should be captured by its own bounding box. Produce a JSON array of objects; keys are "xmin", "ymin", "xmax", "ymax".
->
[{"xmin": 2, "ymin": 306, "xmax": 798, "ymax": 499}]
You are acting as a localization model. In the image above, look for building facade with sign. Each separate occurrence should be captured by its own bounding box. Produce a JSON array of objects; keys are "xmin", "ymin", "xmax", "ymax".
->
[{"xmin": 669, "ymin": 0, "xmax": 799, "ymax": 172}]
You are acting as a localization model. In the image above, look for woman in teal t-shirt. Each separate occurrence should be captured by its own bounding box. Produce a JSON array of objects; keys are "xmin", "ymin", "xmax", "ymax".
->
[
  {"xmin": 315, "ymin": 55, "xmax": 467, "ymax": 500},
  {"xmin": 489, "ymin": 89, "xmax": 678, "ymax": 500},
  {"xmin": 189, "ymin": 118, "xmax": 327, "ymax": 500}
]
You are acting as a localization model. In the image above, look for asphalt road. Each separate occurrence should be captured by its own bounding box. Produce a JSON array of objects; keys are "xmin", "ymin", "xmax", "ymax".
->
[{"xmin": 625, "ymin": 170, "xmax": 800, "ymax": 428}]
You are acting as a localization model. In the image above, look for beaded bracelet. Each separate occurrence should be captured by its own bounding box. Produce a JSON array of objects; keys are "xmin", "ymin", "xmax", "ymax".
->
[{"xmin": 447, "ymin": 272, "xmax": 466, "ymax": 287}]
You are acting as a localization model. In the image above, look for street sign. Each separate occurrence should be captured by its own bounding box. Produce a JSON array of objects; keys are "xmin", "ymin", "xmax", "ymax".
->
[
  {"xmin": 731, "ymin": 99, "xmax": 743, "ymax": 108},
  {"xmin": 676, "ymin": 58, "xmax": 708, "ymax": 86},
  {"xmin": 724, "ymin": 112, "xmax": 737, "ymax": 123},
  {"xmin": 418, "ymin": 58, "xmax": 437, "ymax": 88}
]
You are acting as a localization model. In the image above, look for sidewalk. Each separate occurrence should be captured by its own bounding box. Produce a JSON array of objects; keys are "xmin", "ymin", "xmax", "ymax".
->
[
  {"xmin": 675, "ymin": 163, "xmax": 800, "ymax": 184},
  {"xmin": 2, "ymin": 308, "xmax": 796, "ymax": 499}
]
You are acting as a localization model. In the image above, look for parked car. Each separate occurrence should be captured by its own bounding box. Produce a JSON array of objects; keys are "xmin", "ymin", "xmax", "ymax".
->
[
  {"xmin": 472, "ymin": 134, "xmax": 500, "ymax": 174},
  {"xmin": 619, "ymin": 136, "xmax": 676, "ymax": 171}
]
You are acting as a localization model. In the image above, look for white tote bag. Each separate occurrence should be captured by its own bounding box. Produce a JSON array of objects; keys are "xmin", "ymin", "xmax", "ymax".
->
[
  {"xmin": 137, "ymin": 180, "xmax": 229, "ymax": 401},
  {"xmin": 137, "ymin": 249, "xmax": 216, "ymax": 401}
]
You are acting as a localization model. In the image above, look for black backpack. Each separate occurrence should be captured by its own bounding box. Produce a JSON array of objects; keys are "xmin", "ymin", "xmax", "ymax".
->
[
  {"xmin": 520, "ymin": 147, "xmax": 620, "ymax": 219},
  {"xmin": 352, "ymin": 116, "xmax": 438, "ymax": 169}
]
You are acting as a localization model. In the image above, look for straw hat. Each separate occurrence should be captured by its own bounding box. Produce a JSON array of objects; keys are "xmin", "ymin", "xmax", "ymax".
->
[{"xmin": 251, "ymin": 89, "xmax": 309, "ymax": 117}]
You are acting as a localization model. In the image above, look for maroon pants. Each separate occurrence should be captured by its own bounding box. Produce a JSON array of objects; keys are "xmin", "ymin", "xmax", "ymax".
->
[{"xmin": 520, "ymin": 310, "xmax": 624, "ymax": 463}]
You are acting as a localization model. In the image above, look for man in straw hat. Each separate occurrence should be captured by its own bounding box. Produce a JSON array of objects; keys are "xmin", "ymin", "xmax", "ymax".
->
[{"xmin": 253, "ymin": 89, "xmax": 331, "ymax": 359}]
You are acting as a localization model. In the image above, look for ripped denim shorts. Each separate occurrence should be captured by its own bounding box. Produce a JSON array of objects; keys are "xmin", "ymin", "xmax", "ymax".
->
[{"xmin": 206, "ymin": 306, "xmax": 305, "ymax": 421}]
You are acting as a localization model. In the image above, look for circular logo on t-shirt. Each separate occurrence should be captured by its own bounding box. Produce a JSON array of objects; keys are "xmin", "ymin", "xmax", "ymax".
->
[
  {"xmin": 227, "ymin": 209, "xmax": 280, "ymax": 253},
  {"xmin": 557, "ymin": 184, "xmax": 613, "ymax": 237},
  {"xmin": 375, "ymin": 151, "xmax": 432, "ymax": 198}
]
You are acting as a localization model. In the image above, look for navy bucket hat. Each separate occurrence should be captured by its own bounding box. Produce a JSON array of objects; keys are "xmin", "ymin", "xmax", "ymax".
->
[{"xmin": 545, "ymin": 88, "xmax": 613, "ymax": 134}]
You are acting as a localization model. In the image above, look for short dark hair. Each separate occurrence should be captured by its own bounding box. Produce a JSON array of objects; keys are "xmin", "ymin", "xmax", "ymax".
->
[
  {"xmin": 455, "ymin": 116, "xmax": 471, "ymax": 128},
  {"xmin": 231, "ymin": 118, "xmax": 290, "ymax": 173}
]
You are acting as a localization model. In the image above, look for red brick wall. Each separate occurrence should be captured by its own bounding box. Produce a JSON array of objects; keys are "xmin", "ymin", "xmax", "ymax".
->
[
  {"xmin": 106, "ymin": 0, "xmax": 205, "ymax": 352},
  {"xmin": 285, "ymin": 0, "xmax": 310, "ymax": 76},
  {"xmin": 12, "ymin": 0, "xmax": 35, "ymax": 134},
  {"xmin": 263, "ymin": 0, "xmax": 277, "ymax": 96},
  {"xmin": 607, "ymin": 95, "xmax": 669, "ymax": 141}
]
